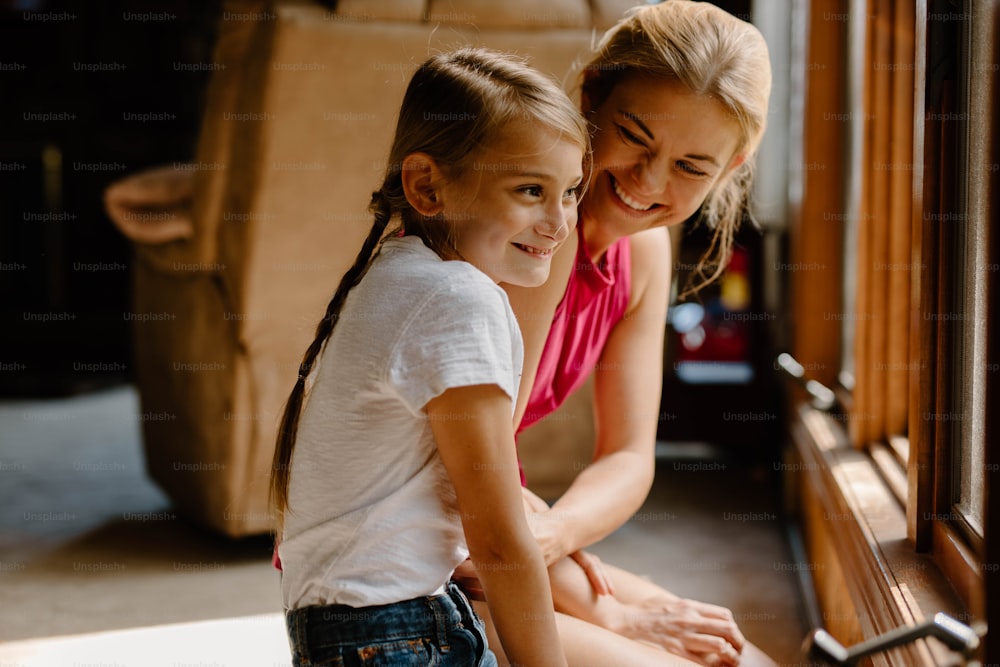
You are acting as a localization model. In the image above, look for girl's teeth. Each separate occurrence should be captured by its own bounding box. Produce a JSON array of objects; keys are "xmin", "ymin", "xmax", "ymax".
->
[
  {"xmin": 613, "ymin": 178, "xmax": 653, "ymax": 211},
  {"xmin": 518, "ymin": 244, "xmax": 550, "ymax": 256}
]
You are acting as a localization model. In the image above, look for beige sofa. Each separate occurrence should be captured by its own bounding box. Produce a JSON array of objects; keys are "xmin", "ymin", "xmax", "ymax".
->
[{"xmin": 107, "ymin": 0, "xmax": 641, "ymax": 536}]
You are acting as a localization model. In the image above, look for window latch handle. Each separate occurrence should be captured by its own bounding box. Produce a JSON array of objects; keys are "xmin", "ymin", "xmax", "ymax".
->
[
  {"xmin": 775, "ymin": 352, "xmax": 838, "ymax": 411},
  {"xmin": 803, "ymin": 612, "xmax": 984, "ymax": 665}
]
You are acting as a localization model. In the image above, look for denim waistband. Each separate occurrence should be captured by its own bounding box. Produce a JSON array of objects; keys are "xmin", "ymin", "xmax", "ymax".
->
[{"xmin": 286, "ymin": 581, "xmax": 474, "ymax": 652}]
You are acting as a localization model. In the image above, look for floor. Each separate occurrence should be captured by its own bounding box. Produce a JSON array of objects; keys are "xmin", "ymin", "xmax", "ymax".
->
[{"xmin": 0, "ymin": 384, "xmax": 808, "ymax": 665}]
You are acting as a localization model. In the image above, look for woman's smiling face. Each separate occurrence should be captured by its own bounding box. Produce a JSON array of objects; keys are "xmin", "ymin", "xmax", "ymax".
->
[{"xmin": 580, "ymin": 74, "xmax": 745, "ymax": 240}]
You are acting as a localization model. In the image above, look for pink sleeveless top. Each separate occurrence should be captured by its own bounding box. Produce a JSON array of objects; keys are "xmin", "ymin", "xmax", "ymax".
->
[{"xmin": 518, "ymin": 222, "xmax": 632, "ymax": 437}]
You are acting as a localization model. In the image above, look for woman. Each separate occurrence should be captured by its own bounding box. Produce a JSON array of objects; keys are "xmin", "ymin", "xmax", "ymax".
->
[{"xmin": 466, "ymin": 3, "xmax": 776, "ymax": 666}]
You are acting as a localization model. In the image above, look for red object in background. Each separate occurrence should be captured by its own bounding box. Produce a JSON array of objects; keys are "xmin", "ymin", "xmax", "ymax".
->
[{"xmin": 671, "ymin": 247, "xmax": 754, "ymax": 384}]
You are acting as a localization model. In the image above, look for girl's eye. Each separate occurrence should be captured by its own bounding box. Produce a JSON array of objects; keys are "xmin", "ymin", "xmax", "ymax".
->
[
  {"xmin": 677, "ymin": 161, "xmax": 707, "ymax": 177},
  {"xmin": 564, "ymin": 184, "xmax": 582, "ymax": 199},
  {"xmin": 519, "ymin": 185, "xmax": 543, "ymax": 197},
  {"xmin": 616, "ymin": 124, "xmax": 646, "ymax": 147}
]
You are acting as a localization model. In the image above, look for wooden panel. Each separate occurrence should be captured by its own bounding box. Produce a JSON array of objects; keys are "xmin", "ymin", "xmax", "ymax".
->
[
  {"xmin": 850, "ymin": 5, "xmax": 871, "ymax": 447},
  {"xmin": 931, "ymin": 78, "xmax": 957, "ymax": 547},
  {"xmin": 906, "ymin": 0, "xmax": 935, "ymax": 550},
  {"xmin": 789, "ymin": 0, "xmax": 845, "ymax": 388},
  {"xmin": 800, "ymin": 473, "xmax": 865, "ymax": 644},
  {"xmin": 789, "ymin": 402, "xmax": 967, "ymax": 666},
  {"xmin": 851, "ymin": 0, "xmax": 893, "ymax": 447},
  {"xmin": 884, "ymin": 0, "xmax": 914, "ymax": 438},
  {"xmin": 854, "ymin": 0, "xmax": 914, "ymax": 448},
  {"xmin": 930, "ymin": 521, "xmax": 985, "ymax": 620}
]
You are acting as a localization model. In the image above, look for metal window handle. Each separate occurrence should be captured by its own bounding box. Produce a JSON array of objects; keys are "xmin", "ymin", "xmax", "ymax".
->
[
  {"xmin": 775, "ymin": 352, "xmax": 838, "ymax": 411},
  {"xmin": 803, "ymin": 612, "xmax": 984, "ymax": 665}
]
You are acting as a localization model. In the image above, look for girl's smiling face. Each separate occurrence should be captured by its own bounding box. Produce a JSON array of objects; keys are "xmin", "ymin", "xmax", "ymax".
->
[
  {"xmin": 441, "ymin": 120, "xmax": 585, "ymax": 287},
  {"xmin": 580, "ymin": 74, "xmax": 746, "ymax": 241}
]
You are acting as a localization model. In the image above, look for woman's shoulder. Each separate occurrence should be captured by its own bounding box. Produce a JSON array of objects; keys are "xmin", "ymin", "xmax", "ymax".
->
[
  {"xmin": 625, "ymin": 227, "xmax": 671, "ymax": 311},
  {"xmin": 627, "ymin": 227, "xmax": 670, "ymax": 266}
]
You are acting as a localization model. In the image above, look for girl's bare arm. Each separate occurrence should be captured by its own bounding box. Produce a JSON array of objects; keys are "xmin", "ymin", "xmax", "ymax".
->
[{"xmin": 428, "ymin": 384, "xmax": 568, "ymax": 667}]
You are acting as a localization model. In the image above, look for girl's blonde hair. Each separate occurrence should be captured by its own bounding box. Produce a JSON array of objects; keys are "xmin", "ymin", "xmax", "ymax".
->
[
  {"xmin": 580, "ymin": 0, "xmax": 772, "ymax": 292},
  {"xmin": 270, "ymin": 47, "xmax": 590, "ymax": 534}
]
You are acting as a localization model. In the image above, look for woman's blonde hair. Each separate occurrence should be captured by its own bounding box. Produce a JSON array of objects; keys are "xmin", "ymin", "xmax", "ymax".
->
[
  {"xmin": 580, "ymin": 0, "xmax": 772, "ymax": 292},
  {"xmin": 270, "ymin": 47, "xmax": 590, "ymax": 534}
]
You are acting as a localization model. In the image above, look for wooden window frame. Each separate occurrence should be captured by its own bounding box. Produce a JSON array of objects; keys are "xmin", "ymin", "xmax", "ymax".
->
[{"xmin": 784, "ymin": 0, "xmax": 997, "ymax": 663}]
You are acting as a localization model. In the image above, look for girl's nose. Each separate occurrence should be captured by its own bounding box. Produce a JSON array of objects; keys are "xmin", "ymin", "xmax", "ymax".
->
[{"xmin": 538, "ymin": 200, "xmax": 571, "ymax": 242}]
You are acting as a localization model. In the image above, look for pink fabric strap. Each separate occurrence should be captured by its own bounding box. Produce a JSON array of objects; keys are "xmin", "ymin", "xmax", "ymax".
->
[{"xmin": 518, "ymin": 222, "xmax": 632, "ymax": 439}]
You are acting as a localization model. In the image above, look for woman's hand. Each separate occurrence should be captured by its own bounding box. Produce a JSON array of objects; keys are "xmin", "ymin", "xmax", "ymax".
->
[
  {"xmin": 568, "ymin": 550, "xmax": 615, "ymax": 597},
  {"xmin": 618, "ymin": 595, "xmax": 746, "ymax": 667},
  {"xmin": 451, "ymin": 558, "xmax": 485, "ymax": 601},
  {"xmin": 522, "ymin": 504, "xmax": 569, "ymax": 565},
  {"xmin": 520, "ymin": 488, "xmax": 614, "ymax": 596},
  {"xmin": 520, "ymin": 487, "xmax": 571, "ymax": 566},
  {"xmin": 520, "ymin": 486, "xmax": 551, "ymax": 514}
]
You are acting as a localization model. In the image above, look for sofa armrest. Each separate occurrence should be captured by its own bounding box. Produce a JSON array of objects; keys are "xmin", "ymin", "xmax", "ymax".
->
[
  {"xmin": 103, "ymin": 164, "xmax": 195, "ymax": 245},
  {"xmin": 102, "ymin": 0, "xmax": 267, "ymax": 274}
]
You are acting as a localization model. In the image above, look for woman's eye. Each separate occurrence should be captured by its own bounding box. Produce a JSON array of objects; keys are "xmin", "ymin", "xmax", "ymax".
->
[
  {"xmin": 616, "ymin": 124, "xmax": 645, "ymax": 147},
  {"xmin": 677, "ymin": 161, "xmax": 707, "ymax": 177},
  {"xmin": 519, "ymin": 185, "xmax": 543, "ymax": 197}
]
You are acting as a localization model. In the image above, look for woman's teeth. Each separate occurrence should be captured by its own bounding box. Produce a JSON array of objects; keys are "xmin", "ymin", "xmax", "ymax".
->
[{"xmin": 612, "ymin": 177, "xmax": 654, "ymax": 211}]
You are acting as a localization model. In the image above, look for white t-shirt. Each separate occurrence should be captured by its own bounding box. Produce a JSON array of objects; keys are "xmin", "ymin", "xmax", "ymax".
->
[{"xmin": 279, "ymin": 236, "xmax": 523, "ymax": 609}]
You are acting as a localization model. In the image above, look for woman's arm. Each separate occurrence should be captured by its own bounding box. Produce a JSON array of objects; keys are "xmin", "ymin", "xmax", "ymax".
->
[
  {"xmin": 547, "ymin": 556, "xmax": 745, "ymax": 667},
  {"xmin": 529, "ymin": 227, "xmax": 672, "ymax": 562},
  {"xmin": 427, "ymin": 384, "xmax": 568, "ymax": 667}
]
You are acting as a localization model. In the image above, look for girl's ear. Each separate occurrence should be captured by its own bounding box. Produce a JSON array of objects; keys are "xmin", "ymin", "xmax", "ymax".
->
[{"xmin": 401, "ymin": 153, "xmax": 446, "ymax": 217}]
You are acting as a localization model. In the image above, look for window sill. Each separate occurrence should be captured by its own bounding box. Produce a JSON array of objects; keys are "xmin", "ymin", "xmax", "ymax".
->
[{"xmin": 788, "ymin": 403, "xmax": 970, "ymax": 666}]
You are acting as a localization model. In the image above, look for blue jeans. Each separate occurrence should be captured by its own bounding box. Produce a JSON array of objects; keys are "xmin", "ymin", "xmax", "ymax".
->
[{"xmin": 285, "ymin": 582, "xmax": 497, "ymax": 666}]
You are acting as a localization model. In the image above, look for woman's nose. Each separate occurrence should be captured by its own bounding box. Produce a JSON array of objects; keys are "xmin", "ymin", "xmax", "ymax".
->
[{"xmin": 632, "ymin": 154, "xmax": 670, "ymax": 199}]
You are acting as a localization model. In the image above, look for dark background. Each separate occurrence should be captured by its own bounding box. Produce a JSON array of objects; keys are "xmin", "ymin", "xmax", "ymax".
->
[
  {"xmin": 0, "ymin": 0, "xmax": 219, "ymax": 396},
  {"xmin": 0, "ymin": 0, "xmax": 775, "ymax": 459}
]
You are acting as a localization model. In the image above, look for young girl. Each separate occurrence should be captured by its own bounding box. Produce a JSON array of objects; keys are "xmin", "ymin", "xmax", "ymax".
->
[{"xmin": 270, "ymin": 48, "xmax": 587, "ymax": 667}]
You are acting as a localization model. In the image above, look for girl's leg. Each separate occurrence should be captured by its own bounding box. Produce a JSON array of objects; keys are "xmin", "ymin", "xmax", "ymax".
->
[{"xmin": 472, "ymin": 600, "xmax": 702, "ymax": 667}]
